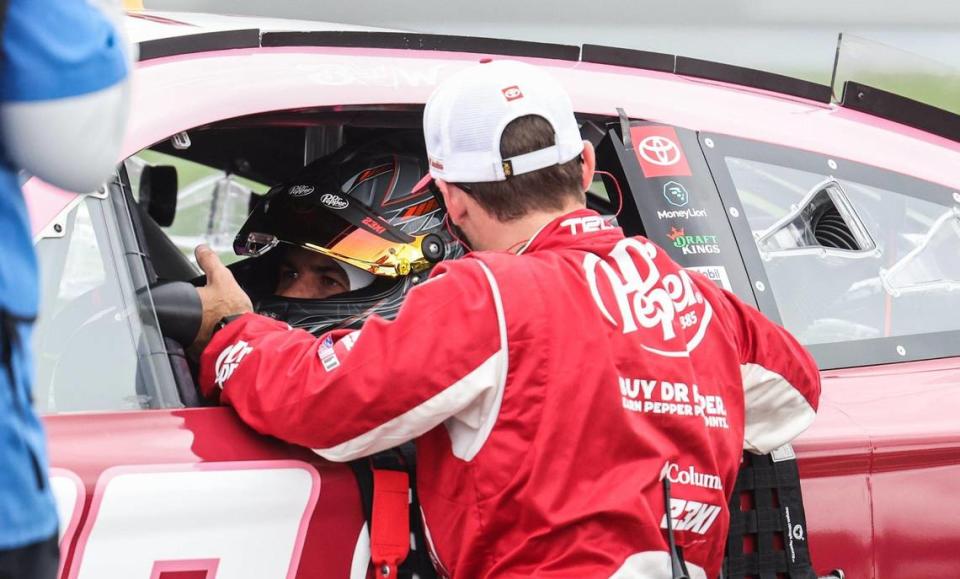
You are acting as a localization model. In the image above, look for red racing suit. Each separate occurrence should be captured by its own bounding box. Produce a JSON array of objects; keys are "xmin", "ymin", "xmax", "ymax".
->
[{"xmin": 200, "ymin": 208, "xmax": 820, "ymax": 579}]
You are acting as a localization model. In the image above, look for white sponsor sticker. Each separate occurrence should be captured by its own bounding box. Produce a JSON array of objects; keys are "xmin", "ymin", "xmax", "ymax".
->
[
  {"xmin": 318, "ymin": 336, "xmax": 340, "ymax": 372},
  {"xmin": 770, "ymin": 443, "xmax": 796, "ymax": 463},
  {"xmin": 686, "ymin": 265, "xmax": 732, "ymax": 291}
]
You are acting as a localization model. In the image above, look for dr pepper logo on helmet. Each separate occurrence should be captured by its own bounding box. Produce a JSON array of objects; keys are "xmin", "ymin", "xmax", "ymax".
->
[
  {"xmin": 320, "ymin": 193, "xmax": 349, "ymax": 210},
  {"xmin": 287, "ymin": 184, "xmax": 314, "ymax": 197},
  {"xmin": 629, "ymin": 126, "xmax": 692, "ymax": 178}
]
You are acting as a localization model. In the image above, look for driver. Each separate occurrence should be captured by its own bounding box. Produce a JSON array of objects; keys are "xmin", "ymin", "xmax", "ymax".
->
[
  {"xmin": 228, "ymin": 140, "xmax": 455, "ymax": 334},
  {"xmin": 273, "ymin": 247, "xmax": 359, "ymax": 300}
]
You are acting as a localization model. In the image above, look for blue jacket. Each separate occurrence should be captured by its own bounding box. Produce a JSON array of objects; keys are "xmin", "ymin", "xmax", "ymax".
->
[{"xmin": 0, "ymin": 0, "xmax": 128, "ymax": 549}]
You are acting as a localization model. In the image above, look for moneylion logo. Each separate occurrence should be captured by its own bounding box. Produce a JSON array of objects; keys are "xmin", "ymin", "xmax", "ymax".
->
[
  {"xmin": 663, "ymin": 181, "xmax": 689, "ymax": 207},
  {"xmin": 320, "ymin": 193, "xmax": 349, "ymax": 210},
  {"xmin": 657, "ymin": 208, "xmax": 707, "ymax": 220},
  {"xmin": 659, "ymin": 462, "xmax": 723, "ymax": 490}
]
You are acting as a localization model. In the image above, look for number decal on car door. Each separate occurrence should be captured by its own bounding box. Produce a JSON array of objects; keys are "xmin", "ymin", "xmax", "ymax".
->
[
  {"xmin": 50, "ymin": 469, "xmax": 85, "ymax": 578},
  {"xmin": 65, "ymin": 461, "xmax": 320, "ymax": 579}
]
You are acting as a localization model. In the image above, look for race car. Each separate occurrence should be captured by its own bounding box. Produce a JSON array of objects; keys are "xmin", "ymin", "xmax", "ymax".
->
[{"xmin": 24, "ymin": 9, "xmax": 960, "ymax": 579}]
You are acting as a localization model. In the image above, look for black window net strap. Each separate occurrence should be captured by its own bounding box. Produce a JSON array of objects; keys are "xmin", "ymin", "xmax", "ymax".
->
[{"xmin": 723, "ymin": 449, "xmax": 817, "ymax": 579}]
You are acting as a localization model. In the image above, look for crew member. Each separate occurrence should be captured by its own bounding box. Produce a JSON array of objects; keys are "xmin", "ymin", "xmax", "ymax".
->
[
  {"xmin": 191, "ymin": 61, "xmax": 821, "ymax": 578},
  {"xmin": 0, "ymin": 1, "xmax": 130, "ymax": 576}
]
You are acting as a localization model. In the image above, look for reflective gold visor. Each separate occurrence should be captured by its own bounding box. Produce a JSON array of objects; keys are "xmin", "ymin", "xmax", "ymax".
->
[{"xmin": 235, "ymin": 190, "xmax": 431, "ymax": 277}]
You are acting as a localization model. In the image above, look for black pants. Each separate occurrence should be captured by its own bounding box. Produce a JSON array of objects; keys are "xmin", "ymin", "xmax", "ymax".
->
[{"xmin": 0, "ymin": 533, "xmax": 58, "ymax": 579}]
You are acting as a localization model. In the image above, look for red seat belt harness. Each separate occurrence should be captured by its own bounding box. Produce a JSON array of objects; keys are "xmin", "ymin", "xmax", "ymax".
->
[{"xmin": 371, "ymin": 467, "xmax": 411, "ymax": 579}]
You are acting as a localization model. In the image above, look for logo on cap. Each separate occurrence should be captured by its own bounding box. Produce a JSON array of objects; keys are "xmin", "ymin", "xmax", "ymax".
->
[
  {"xmin": 320, "ymin": 193, "xmax": 349, "ymax": 210},
  {"xmin": 288, "ymin": 185, "xmax": 314, "ymax": 197},
  {"xmin": 501, "ymin": 85, "xmax": 524, "ymax": 101},
  {"xmin": 429, "ymin": 157, "xmax": 445, "ymax": 171}
]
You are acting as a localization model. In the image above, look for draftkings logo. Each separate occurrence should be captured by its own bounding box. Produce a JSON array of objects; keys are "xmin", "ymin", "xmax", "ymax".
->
[{"xmin": 667, "ymin": 227, "xmax": 720, "ymax": 255}]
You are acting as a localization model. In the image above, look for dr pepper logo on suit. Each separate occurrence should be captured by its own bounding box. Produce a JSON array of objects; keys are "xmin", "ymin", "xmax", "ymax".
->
[
  {"xmin": 582, "ymin": 237, "xmax": 712, "ymax": 358},
  {"xmin": 630, "ymin": 125, "xmax": 692, "ymax": 178}
]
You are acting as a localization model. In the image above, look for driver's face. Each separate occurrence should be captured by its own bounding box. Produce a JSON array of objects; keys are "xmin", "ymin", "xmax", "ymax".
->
[{"xmin": 275, "ymin": 246, "xmax": 350, "ymax": 299}]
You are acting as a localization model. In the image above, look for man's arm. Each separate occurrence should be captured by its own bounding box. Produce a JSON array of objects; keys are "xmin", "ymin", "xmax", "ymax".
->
[
  {"xmin": 1, "ymin": 0, "xmax": 130, "ymax": 192},
  {"xmin": 706, "ymin": 283, "xmax": 821, "ymax": 454},
  {"xmin": 197, "ymin": 255, "xmax": 506, "ymax": 462}
]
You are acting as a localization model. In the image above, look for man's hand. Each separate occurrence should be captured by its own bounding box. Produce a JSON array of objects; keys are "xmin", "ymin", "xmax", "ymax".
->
[{"xmin": 190, "ymin": 245, "xmax": 254, "ymax": 354}]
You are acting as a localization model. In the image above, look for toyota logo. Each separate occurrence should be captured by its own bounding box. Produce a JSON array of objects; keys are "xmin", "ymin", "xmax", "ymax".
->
[{"xmin": 638, "ymin": 136, "xmax": 681, "ymax": 166}]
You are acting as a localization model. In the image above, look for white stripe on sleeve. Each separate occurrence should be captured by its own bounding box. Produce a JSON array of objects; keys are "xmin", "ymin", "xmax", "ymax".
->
[
  {"xmin": 314, "ymin": 261, "xmax": 508, "ymax": 463},
  {"xmin": 444, "ymin": 261, "xmax": 509, "ymax": 461},
  {"xmin": 741, "ymin": 363, "xmax": 817, "ymax": 454}
]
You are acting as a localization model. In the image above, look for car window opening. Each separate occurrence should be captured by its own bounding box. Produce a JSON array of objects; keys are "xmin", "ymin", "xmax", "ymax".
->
[{"xmin": 755, "ymin": 177, "xmax": 876, "ymax": 257}]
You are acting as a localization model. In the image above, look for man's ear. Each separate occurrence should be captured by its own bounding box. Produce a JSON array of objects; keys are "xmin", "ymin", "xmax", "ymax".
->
[
  {"xmin": 580, "ymin": 141, "xmax": 597, "ymax": 193},
  {"xmin": 437, "ymin": 180, "xmax": 467, "ymax": 225}
]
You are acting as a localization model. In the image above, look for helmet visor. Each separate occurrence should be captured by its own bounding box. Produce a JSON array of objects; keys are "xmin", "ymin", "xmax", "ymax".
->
[{"xmin": 235, "ymin": 184, "xmax": 431, "ymax": 277}]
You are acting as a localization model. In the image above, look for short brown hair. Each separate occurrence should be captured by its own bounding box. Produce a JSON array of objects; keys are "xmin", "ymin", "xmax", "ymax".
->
[{"xmin": 458, "ymin": 115, "xmax": 584, "ymax": 221}]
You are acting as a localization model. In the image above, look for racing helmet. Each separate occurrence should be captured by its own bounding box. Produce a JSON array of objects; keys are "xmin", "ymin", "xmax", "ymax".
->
[{"xmin": 230, "ymin": 141, "xmax": 458, "ymax": 334}]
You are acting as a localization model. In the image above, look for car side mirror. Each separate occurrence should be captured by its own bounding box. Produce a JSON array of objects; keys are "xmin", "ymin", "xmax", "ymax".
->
[
  {"xmin": 149, "ymin": 281, "xmax": 202, "ymax": 346},
  {"xmin": 139, "ymin": 165, "xmax": 178, "ymax": 227}
]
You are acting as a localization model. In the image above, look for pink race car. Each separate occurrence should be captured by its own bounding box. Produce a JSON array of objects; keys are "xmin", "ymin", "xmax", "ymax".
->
[{"xmin": 25, "ymin": 10, "xmax": 960, "ymax": 579}]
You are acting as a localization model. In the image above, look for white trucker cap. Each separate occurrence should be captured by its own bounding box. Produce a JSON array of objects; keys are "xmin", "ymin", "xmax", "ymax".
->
[{"xmin": 422, "ymin": 60, "xmax": 584, "ymax": 184}]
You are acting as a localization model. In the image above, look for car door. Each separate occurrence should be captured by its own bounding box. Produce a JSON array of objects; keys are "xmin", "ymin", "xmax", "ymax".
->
[
  {"xmin": 27, "ymin": 173, "xmax": 367, "ymax": 579},
  {"xmin": 699, "ymin": 132, "xmax": 960, "ymax": 579},
  {"xmin": 592, "ymin": 119, "xmax": 873, "ymax": 577}
]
